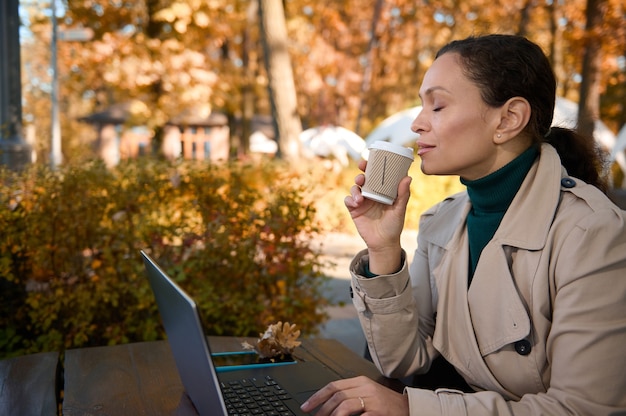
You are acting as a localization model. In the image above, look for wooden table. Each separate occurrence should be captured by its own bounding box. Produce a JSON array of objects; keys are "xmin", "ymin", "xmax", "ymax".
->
[
  {"xmin": 0, "ymin": 351, "xmax": 60, "ymax": 416},
  {"xmin": 61, "ymin": 337, "xmax": 404, "ymax": 415}
]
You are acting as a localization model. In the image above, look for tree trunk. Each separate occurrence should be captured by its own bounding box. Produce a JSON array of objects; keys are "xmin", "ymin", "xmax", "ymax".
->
[
  {"xmin": 238, "ymin": 2, "xmax": 257, "ymax": 159},
  {"xmin": 547, "ymin": 0, "xmax": 566, "ymax": 98},
  {"xmin": 355, "ymin": 0, "xmax": 384, "ymax": 137},
  {"xmin": 0, "ymin": 0, "xmax": 31, "ymax": 170},
  {"xmin": 577, "ymin": 0, "xmax": 605, "ymax": 139},
  {"xmin": 517, "ymin": 0, "xmax": 533, "ymax": 37},
  {"xmin": 258, "ymin": 0, "xmax": 302, "ymax": 163}
]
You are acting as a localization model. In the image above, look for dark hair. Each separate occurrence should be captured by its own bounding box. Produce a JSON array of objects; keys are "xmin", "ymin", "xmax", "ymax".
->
[{"xmin": 436, "ymin": 34, "xmax": 608, "ymax": 193}]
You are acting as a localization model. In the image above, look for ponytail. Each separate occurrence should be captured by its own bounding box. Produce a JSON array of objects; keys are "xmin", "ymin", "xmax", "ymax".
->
[{"xmin": 543, "ymin": 126, "xmax": 609, "ymax": 194}]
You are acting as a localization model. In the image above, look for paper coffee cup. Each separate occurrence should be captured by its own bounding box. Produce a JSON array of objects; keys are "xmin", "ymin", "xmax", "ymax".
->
[{"xmin": 362, "ymin": 141, "xmax": 414, "ymax": 205}]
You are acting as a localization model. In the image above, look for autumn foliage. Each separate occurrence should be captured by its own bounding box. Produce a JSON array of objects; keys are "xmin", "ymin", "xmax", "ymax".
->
[
  {"xmin": 0, "ymin": 159, "xmax": 330, "ymax": 358},
  {"xmin": 20, "ymin": 0, "xmax": 626, "ymax": 164}
]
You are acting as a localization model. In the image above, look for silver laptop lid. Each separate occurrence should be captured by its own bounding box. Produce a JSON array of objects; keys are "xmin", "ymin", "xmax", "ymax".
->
[{"xmin": 141, "ymin": 250, "xmax": 227, "ymax": 416}]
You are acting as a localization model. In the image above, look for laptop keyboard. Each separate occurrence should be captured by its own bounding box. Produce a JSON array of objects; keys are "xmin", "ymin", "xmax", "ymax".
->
[{"xmin": 221, "ymin": 375, "xmax": 297, "ymax": 416}]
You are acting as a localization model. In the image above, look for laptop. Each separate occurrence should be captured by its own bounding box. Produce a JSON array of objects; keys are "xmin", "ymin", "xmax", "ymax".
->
[{"xmin": 140, "ymin": 250, "xmax": 341, "ymax": 416}]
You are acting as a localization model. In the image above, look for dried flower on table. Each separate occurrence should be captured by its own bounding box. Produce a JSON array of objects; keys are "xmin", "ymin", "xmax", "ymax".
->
[{"xmin": 242, "ymin": 321, "xmax": 302, "ymax": 360}]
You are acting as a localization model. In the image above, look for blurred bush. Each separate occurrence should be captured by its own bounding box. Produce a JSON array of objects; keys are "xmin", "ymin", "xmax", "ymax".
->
[
  {"xmin": 0, "ymin": 155, "xmax": 463, "ymax": 358},
  {"xmin": 0, "ymin": 159, "xmax": 329, "ymax": 358},
  {"xmin": 313, "ymin": 161, "xmax": 465, "ymax": 233}
]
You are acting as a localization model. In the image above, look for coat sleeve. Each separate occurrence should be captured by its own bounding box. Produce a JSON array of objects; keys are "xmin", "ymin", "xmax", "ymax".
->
[
  {"xmin": 530, "ymin": 205, "xmax": 626, "ymax": 414},
  {"xmin": 350, "ymin": 242, "xmax": 439, "ymax": 379},
  {"xmin": 349, "ymin": 196, "xmax": 462, "ymax": 379}
]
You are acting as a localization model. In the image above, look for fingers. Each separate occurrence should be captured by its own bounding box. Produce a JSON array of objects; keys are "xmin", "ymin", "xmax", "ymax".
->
[
  {"xmin": 301, "ymin": 377, "xmax": 410, "ymax": 416},
  {"xmin": 300, "ymin": 377, "xmax": 363, "ymax": 413},
  {"xmin": 300, "ymin": 376, "xmax": 377, "ymax": 415},
  {"xmin": 344, "ymin": 169, "xmax": 366, "ymax": 209},
  {"xmin": 396, "ymin": 176, "xmax": 412, "ymax": 204},
  {"xmin": 355, "ymin": 172, "xmax": 365, "ymax": 187},
  {"xmin": 345, "ymin": 184, "xmax": 364, "ymax": 209},
  {"xmin": 307, "ymin": 391, "xmax": 365, "ymax": 416},
  {"xmin": 299, "ymin": 380, "xmax": 339, "ymax": 413}
]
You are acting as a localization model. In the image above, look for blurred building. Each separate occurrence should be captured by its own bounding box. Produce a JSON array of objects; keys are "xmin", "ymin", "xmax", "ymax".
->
[
  {"xmin": 163, "ymin": 107, "xmax": 229, "ymax": 162},
  {"xmin": 80, "ymin": 102, "xmax": 229, "ymax": 167}
]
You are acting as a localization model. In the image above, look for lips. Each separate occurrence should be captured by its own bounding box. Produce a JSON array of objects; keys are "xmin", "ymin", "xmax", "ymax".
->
[{"xmin": 417, "ymin": 142, "xmax": 435, "ymax": 156}]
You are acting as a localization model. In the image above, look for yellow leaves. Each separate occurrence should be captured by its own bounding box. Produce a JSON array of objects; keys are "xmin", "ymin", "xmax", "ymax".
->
[
  {"xmin": 28, "ymin": 294, "xmax": 40, "ymax": 310},
  {"xmin": 275, "ymin": 279, "xmax": 287, "ymax": 297},
  {"xmin": 154, "ymin": 3, "xmax": 193, "ymax": 23},
  {"xmin": 171, "ymin": 2, "xmax": 193, "ymax": 19},
  {"xmin": 193, "ymin": 11, "xmax": 211, "ymax": 28},
  {"xmin": 129, "ymin": 100, "xmax": 150, "ymax": 118},
  {"xmin": 162, "ymin": 38, "xmax": 183, "ymax": 52},
  {"xmin": 145, "ymin": 38, "xmax": 161, "ymax": 50},
  {"xmin": 174, "ymin": 20, "xmax": 189, "ymax": 34},
  {"xmin": 154, "ymin": 9, "xmax": 175, "ymax": 23},
  {"xmin": 155, "ymin": 2, "xmax": 216, "ymax": 34}
]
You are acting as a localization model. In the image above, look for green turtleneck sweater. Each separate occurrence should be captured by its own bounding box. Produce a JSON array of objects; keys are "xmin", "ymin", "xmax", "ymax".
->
[{"xmin": 460, "ymin": 146, "xmax": 539, "ymax": 282}]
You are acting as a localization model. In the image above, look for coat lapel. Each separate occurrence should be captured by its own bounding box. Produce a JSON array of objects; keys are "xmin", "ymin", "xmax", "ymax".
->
[
  {"xmin": 468, "ymin": 244, "xmax": 531, "ymax": 355},
  {"xmin": 432, "ymin": 226, "xmax": 507, "ymax": 393}
]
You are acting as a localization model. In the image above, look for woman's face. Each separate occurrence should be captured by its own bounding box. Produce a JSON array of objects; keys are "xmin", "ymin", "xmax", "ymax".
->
[{"xmin": 411, "ymin": 52, "xmax": 504, "ymax": 180}]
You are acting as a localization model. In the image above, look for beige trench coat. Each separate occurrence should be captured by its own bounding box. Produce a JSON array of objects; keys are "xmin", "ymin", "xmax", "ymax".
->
[{"xmin": 350, "ymin": 145, "xmax": 626, "ymax": 415}]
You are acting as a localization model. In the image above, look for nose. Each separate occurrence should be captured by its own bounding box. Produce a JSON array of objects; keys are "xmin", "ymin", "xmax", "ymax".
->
[{"xmin": 410, "ymin": 109, "xmax": 426, "ymax": 134}]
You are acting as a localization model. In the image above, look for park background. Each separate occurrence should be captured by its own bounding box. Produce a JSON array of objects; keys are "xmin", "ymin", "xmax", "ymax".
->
[{"xmin": 1, "ymin": 0, "xmax": 625, "ymax": 358}]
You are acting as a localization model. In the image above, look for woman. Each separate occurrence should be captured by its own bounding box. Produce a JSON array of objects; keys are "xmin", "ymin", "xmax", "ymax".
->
[{"xmin": 301, "ymin": 34, "xmax": 626, "ymax": 415}]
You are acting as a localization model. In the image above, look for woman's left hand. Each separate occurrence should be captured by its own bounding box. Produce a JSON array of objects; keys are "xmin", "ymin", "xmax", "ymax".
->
[{"xmin": 299, "ymin": 376, "xmax": 409, "ymax": 415}]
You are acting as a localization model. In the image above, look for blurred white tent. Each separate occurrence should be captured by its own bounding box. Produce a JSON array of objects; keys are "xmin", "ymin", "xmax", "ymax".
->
[
  {"xmin": 300, "ymin": 126, "xmax": 366, "ymax": 166},
  {"xmin": 364, "ymin": 106, "xmax": 422, "ymax": 147},
  {"xmin": 249, "ymin": 131, "xmax": 278, "ymax": 154}
]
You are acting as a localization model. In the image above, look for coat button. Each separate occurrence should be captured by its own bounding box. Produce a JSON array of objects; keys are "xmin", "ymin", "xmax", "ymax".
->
[
  {"xmin": 514, "ymin": 339, "xmax": 532, "ymax": 355},
  {"xmin": 561, "ymin": 177, "xmax": 576, "ymax": 188}
]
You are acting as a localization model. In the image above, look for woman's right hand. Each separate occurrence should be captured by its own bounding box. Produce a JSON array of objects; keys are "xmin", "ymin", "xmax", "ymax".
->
[
  {"xmin": 344, "ymin": 159, "xmax": 412, "ymax": 274},
  {"xmin": 300, "ymin": 375, "xmax": 409, "ymax": 416}
]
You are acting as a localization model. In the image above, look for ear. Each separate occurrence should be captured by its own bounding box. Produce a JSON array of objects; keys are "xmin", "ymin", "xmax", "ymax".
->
[{"xmin": 493, "ymin": 97, "xmax": 531, "ymax": 144}]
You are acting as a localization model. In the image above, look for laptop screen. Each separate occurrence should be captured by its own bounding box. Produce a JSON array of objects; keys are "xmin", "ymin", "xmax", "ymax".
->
[{"xmin": 141, "ymin": 250, "xmax": 229, "ymax": 416}]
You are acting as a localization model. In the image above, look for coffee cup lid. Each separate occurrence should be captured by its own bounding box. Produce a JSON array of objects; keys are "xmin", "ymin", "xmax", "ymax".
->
[{"xmin": 368, "ymin": 141, "xmax": 414, "ymax": 160}]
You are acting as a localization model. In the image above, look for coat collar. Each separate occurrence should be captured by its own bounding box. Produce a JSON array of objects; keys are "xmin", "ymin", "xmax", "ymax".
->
[
  {"xmin": 490, "ymin": 144, "xmax": 563, "ymax": 250},
  {"xmin": 420, "ymin": 143, "xmax": 563, "ymax": 251}
]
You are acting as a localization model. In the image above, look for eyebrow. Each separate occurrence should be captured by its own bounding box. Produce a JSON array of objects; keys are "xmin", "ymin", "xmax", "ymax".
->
[{"xmin": 418, "ymin": 86, "xmax": 452, "ymax": 101}]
